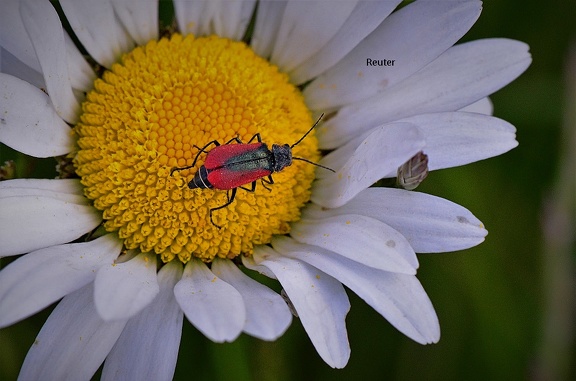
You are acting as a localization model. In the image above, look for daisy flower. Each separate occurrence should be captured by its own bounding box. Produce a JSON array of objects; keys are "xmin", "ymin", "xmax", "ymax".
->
[{"xmin": 0, "ymin": 0, "xmax": 531, "ymax": 378}]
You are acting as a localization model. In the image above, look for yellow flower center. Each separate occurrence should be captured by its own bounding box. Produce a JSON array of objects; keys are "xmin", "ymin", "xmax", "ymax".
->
[{"xmin": 73, "ymin": 34, "xmax": 318, "ymax": 263}]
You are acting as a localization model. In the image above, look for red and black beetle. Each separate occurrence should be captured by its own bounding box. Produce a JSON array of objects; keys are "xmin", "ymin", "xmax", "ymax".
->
[{"xmin": 170, "ymin": 114, "xmax": 333, "ymax": 228}]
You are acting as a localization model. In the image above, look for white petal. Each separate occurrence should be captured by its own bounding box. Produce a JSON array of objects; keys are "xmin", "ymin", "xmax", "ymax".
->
[
  {"xmin": 249, "ymin": 246, "xmax": 351, "ymax": 369},
  {"xmin": 400, "ymin": 111, "xmax": 518, "ymax": 170},
  {"xmin": 18, "ymin": 283, "xmax": 127, "ymax": 381},
  {"xmin": 0, "ymin": 178, "xmax": 86, "ymax": 203},
  {"xmin": 289, "ymin": 214, "xmax": 417, "ymax": 273},
  {"xmin": 0, "ymin": 195, "xmax": 101, "ymax": 257},
  {"xmin": 0, "ymin": 234, "xmax": 121, "ymax": 328},
  {"xmin": 240, "ymin": 254, "xmax": 278, "ymax": 280},
  {"xmin": 20, "ymin": 0, "xmax": 81, "ymax": 123},
  {"xmin": 320, "ymin": 38, "xmax": 532, "ymax": 148},
  {"xmin": 4, "ymin": 15, "xmax": 93, "ymax": 94},
  {"xmin": 174, "ymin": 259, "xmax": 245, "ymax": 343},
  {"xmin": 64, "ymin": 32, "xmax": 96, "ymax": 92},
  {"xmin": 0, "ymin": 178, "xmax": 83, "ymax": 195},
  {"xmin": 0, "ymin": 179, "xmax": 88, "ymax": 202},
  {"xmin": 174, "ymin": 0, "xmax": 255, "ymax": 40},
  {"xmin": 270, "ymin": 1, "xmax": 357, "ymax": 72},
  {"xmin": 289, "ymin": 1, "xmax": 401, "ymax": 84},
  {"xmin": 94, "ymin": 252, "xmax": 160, "ymax": 321},
  {"xmin": 0, "ymin": 73, "xmax": 74, "ymax": 157},
  {"xmin": 303, "ymin": 187, "xmax": 487, "ymax": 253},
  {"xmin": 212, "ymin": 258, "xmax": 292, "ymax": 341},
  {"xmin": 111, "ymin": 0, "xmax": 159, "ymax": 46},
  {"xmin": 304, "ymin": 0, "xmax": 482, "ymax": 109},
  {"xmin": 459, "ymin": 97, "xmax": 493, "ymax": 115},
  {"xmin": 312, "ymin": 123, "xmax": 425, "ymax": 208},
  {"xmin": 274, "ymin": 237, "xmax": 440, "ymax": 344},
  {"xmin": 101, "ymin": 262, "xmax": 184, "ymax": 381},
  {"xmin": 59, "ymin": 0, "xmax": 134, "ymax": 68},
  {"xmin": 0, "ymin": 47, "xmax": 44, "ymax": 89},
  {"xmin": 250, "ymin": 1, "xmax": 288, "ymax": 58},
  {"xmin": 316, "ymin": 121, "xmax": 423, "ymax": 170},
  {"xmin": 0, "ymin": 0, "xmax": 41, "ymax": 73},
  {"xmin": 173, "ymin": 0, "xmax": 207, "ymax": 36},
  {"xmin": 210, "ymin": 0, "xmax": 256, "ymax": 41}
]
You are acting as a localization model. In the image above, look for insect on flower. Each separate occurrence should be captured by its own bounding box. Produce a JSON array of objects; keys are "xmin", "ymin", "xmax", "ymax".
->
[{"xmin": 171, "ymin": 114, "xmax": 334, "ymax": 228}]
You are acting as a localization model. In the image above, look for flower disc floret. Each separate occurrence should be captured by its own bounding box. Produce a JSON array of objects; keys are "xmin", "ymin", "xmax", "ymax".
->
[{"xmin": 73, "ymin": 34, "xmax": 317, "ymax": 263}]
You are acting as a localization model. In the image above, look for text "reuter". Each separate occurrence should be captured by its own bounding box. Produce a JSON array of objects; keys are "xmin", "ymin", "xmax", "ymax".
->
[{"xmin": 366, "ymin": 58, "xmax": 395, "ymax": 66}]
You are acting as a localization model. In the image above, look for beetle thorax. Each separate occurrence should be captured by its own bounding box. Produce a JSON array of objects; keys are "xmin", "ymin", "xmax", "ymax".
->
[{"xmin": 271, "ymin": 144, "xmax": 293, "ymax": 172}]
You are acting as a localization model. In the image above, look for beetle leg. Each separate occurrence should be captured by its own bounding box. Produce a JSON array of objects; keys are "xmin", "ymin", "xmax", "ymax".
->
[
  {"xmin": 170, "ymin": 140, "xmax": 221, "ymax": 176},
  {"xmin": 192, "ymin": 140, "xmax": 221, "ymax": 163},
  {"xmin": 239, "ymin": 181, "xmax": 257, "ymax": 193},
  {"xmin": 170, "ymin": 164, "xmax": 195, "ymax": 176},
  {"xmin": 260, "ymin": 175, "xmax": 274, "ymax": 192},
  {"xmin": 225, "ymin": 136, "xmax": 244, "ymax": 145},
  {"xmin": 209, "ymin": 188, "xmax": 237, "ymax": 228},
  {"xmin": 247, "ymin": 133, "xmax": 263, "ymax": 143}
]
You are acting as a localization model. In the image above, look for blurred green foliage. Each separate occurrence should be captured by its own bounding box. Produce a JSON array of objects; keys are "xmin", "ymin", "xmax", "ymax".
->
[{"xmin": 1, "ymin": 0, "xmax": 574, "ymax": 380}]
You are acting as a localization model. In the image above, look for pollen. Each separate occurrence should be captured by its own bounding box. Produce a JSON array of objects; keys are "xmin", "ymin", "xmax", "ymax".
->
[{"xmin": 73, "ymin": 34, "xmax": 317, "ymax": 263}]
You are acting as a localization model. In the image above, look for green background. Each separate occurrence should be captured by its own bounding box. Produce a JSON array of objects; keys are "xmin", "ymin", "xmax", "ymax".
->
[{"xmin": 1, "ymin": 1, "xmax": 575, "ymax": 380}]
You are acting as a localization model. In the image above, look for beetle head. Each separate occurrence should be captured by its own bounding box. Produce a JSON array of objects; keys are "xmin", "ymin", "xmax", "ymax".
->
[{"xmin": 271, "ymin": 144, "xmax": 293, "ymax": 172}]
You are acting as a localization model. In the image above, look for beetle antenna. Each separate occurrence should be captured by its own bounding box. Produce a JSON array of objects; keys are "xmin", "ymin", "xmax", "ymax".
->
[
  {"xmin": 292, "ymin": 157, "xmax": 335, "ymax": 172},
  {"xmin": 291, "ymin": 113, "xmax": 325, "ymax": 148}
]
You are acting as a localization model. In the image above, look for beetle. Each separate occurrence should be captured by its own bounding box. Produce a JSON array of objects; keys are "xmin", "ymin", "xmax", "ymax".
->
[{"xmin": 170, "ymin": 113, "xmax": 333, "ymax": 228}]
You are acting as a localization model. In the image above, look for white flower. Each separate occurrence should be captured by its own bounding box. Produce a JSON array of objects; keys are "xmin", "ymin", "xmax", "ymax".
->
[{"xmin": 0, "ymin": 0, "xmax": 531, "ymax": 378}]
